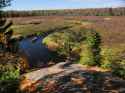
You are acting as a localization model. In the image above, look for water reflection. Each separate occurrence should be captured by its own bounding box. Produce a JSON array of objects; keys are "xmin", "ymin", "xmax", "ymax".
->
[{"xmin": 19, "ymin": 36, "xmax": 53, "ymax": 68}]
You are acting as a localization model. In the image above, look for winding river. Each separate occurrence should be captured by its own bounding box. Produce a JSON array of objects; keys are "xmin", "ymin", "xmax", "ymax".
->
[
  {"xmin": 18, "ymin": 26, "xmax": 71, "ymax": 68},
  {"xmin": 19, "ymin": 36, "xmax": 54, "ymax": 68}
]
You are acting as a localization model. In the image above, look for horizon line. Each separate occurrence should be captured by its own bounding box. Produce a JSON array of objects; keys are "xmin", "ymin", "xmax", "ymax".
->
[{"xmin": 4, "ymin": 6, "xmax": 125, "ymax": 11}]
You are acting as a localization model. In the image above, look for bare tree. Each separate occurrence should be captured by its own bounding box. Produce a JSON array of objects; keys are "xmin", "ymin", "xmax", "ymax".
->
[{"xmin": 0, "ymin": 0, "xmax": 14, "ymax": 52}]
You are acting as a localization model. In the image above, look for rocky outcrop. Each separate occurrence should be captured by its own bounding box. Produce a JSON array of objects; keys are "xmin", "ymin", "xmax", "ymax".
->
[{"xmin": 20, "ymin": 62, "xmax": 125, "ymax": 93}]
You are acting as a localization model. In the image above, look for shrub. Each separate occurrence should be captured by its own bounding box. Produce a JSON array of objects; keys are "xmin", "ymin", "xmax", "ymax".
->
[
  {"xmin": 112, "ymin": 60, "xmax": 125, "ymax": 79},
  {"xmin": 43, "ymin": 30, "xmax": 81, "ymax": 57},
  {"xmin": 100, "ymin": 47, "xmax": 125, "ymax": 78},
  {"xmin": 0, "ymin": 63, "xmax": 20, "ymax": 93},
  {"xmin": 100, "ymin": 48, "xmax": 114, "ymax": 69},
  {"xmin": 79, "ymin": 29, "xmax": 101, "ymax": 66},
  {"xmin": 0, "ymin": 63, "xmax": 20, "ymax": 80},
  {"xmin": 43, "ymin": 27, "xmax": 101, "ymax": 66},
  {"xmin": 79, "ymin": 45, "xmax": 95, "ymax": 66},
  {"xmin": 36, "ymin": 32, "xmax": 44, "ymax": 36}
]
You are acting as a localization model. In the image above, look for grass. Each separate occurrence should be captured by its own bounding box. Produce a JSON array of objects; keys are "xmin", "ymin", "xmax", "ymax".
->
[
  {"xmin": 10, "ymin": 17, "xmax": 80, "ymax": 37},
  {"xmin": 9, "ymin": 16, "xmax": 125, "ymax": 47},
  {"xmin": 12, "ymin": 21, "xmax": 77, "ymax": 36}
]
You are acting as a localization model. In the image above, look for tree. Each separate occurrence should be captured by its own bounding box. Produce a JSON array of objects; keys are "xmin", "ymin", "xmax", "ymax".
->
[
  {"xmin": 0, "ymin": 1, "xmax": 20, "ymax": 93},
  {"xmin": 0, "ymin": 0, "xmax": 12, "ymax": 8},
  {"xmin": 0, "ymin": 0, "xmax": 12, "ymax": 16},
  {"xmin": 0, "ymin": 0, "xmax": 16, "ymax": 52}
]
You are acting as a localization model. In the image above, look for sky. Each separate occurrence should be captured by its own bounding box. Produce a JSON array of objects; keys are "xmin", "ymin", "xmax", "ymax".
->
[{"xmin": 5, "ymin": 0, "xmax": 125, "ymax": 10}]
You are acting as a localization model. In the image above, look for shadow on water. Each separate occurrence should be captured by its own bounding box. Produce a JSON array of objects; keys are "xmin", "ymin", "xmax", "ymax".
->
[{"xmin": 19, "ymin": 36, "xmax": 58, "ymax": 68}]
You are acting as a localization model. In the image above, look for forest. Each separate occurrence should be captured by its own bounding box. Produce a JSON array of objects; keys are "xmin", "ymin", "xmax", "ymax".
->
[{"xmin": 3, "ymin": 7, "xmax": 125, "ymax": 17}]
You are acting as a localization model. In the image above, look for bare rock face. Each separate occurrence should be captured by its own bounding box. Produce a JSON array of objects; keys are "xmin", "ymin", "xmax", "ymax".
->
[{"xmin": 20, "ymin": 62, "xmax": 125, "ymax": 93}]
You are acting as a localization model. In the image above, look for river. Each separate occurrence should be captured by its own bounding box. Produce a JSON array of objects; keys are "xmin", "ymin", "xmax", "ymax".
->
[{"xmin": 19, "ymin": 36, "xmax": 54, "ymax": 68}]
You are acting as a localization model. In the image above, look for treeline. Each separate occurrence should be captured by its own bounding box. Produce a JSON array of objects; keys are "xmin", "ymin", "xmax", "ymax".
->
[{"xmin": 3, "ymin": 7, "xmax": 125, "ymax": 17}]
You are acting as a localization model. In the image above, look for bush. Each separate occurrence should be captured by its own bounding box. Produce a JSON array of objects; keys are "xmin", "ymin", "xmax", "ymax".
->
[
  {"xmin": 111, "ymin": 57, "xmax": 125, "ymax": 79},
  {"xmin": 43, "ymin": 30, "xmax": 81, "ymax": 57},
  {"xmin": 0, "ymin": 63, "xmax": 20, "ymax": 93},
  {"xmin": 43, "ymin": 27, "xmax": 101, "ymax": 66},
  {"xmin": 0, "ymin": 63, "xmax": 20, "ymax": 80},
  {"xmin": 100, "ymin": 47, "xmax": 125, "ymax": 78},
  {"xmin": 80, "ymin": 29, "xmax": 101, "ymax": 66},
  {"xmin": 112, "ymin": 60, "xmax": 125, "ymax": 79},
  {"xmin": 101, "ymin": 48, "xmax": 114, "ymax": 69},
  {"xmin": 79, "ymin": 45, "xmax": 95, "ymax": 66}
]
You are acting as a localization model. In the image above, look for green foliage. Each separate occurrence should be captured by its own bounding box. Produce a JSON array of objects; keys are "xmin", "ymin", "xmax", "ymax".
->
[
  {"xmin": 0, "ymin": 0, "xmax": 19, "ymax": 92},
  {"xmin": 0, "ymin": 63, "xmax": 20, "ymax": 80},
  {"xmin": 101, "ymin": 48, "xmax": 115, "ymax": 69},
  {"xmin": 112, "ymin": 60, "xmax": 125, "ymax": 79},
  {"xmin": 79, "ymin": 29, "xmax": 101, "ymax": 66},
  {"xmin": 43, "ymin": 27, "xmax": 101, "ymax": 66},
  {"xmin": 110, "ymin": 52, "xmax": 125, "ymax": 79},
  {"xmin": 0, "ymin": 0, "xmax": 12, "ymax": 8},
  {"xmin": 43, "ymin": 31, "xmax": 77, "ymax": 57},
  {"xmin": 0, "ymin": 63, "xmax": 20, "ymax": 93},
  {"xmin": 36, "ymin": 31, "xmax": 43, "ymax": 36},
  {"xmin": 79, "ymin": 45, "xmax": 95, "ymax": 66},
  {"xmin": 100, "ymin": 47, "xmax": 125, "ymax": 78}
]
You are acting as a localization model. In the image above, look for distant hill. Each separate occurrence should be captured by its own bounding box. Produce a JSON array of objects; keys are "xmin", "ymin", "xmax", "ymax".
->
[{"xmin": 3, "ymin": 7, "xmax": 125, "ymax": 17}]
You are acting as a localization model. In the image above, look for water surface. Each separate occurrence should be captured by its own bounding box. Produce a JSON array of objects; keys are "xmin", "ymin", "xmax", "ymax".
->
[{"xmin": 19, "ymin": 36, "xmax": 53, "ymax": 68}]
